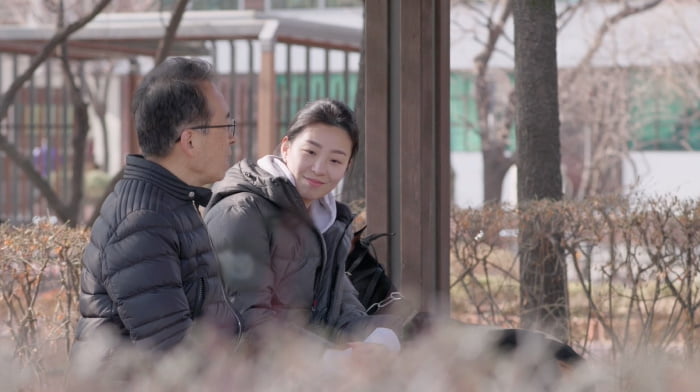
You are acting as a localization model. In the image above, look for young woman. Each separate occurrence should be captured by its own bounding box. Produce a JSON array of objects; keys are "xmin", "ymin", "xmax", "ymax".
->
[{"xmin": 204, "ymin": 99, "xmax": 399, "ymax": 356}]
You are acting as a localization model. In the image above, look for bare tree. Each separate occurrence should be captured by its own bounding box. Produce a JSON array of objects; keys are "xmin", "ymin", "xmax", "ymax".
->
[
  {"xmin": 470, "ymin": 0, "xmax": 516, "ymax": 204},
  {"xmin": 559, "ymin": 67, "xmax": 632, "ymax": 199},
  {"xmin": 560, "ymin": 0, "xmax": 664, "ymax": 88},
  {"xmin": 0, "ymin": 0, "xmax": 112, "ymax": 225},
  {"xmin": 82, "ymin": 60, "xmax": 117, "ymax": 171},
  {"xmin": 513, "ymin": 0, "xmax": 568, "ymax": 341},
  {"xmin": 452, "ymin": 0, "xmax": 666, "ymax": 203},
  {"xmin": 1, "ymin": 0, "xmax": 195, "ymax": 226},
  {"xmin": 154, "ymin": 0, "xmax": 190, "ymax": 65},
  {"xmin": 558, "ymin": 0, "xmax": 666, "ymax": 199},
  {"xmin": 55, "ymin": 0, "xmax": 92, "ymax": 226},
  {"xmin": 449, "ymin": 197, "xmax": 700, "ymax": 359}
]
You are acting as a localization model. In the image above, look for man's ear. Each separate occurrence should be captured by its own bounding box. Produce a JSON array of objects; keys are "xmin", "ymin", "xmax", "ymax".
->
[{"xmin": 176, "ymin": 129, "xmax": 197, "ymax": 157}]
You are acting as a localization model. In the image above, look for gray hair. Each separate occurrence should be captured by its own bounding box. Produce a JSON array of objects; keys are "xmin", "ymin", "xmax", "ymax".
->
[{"xmin": 132, "ymin": 57, "xmax": 214, "ymax": 157}]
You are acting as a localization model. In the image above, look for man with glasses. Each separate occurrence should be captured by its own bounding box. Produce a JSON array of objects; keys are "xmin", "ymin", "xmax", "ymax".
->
[{"xmin": 72, "ymin": 57, "xmax": 241, "ymax": 372}]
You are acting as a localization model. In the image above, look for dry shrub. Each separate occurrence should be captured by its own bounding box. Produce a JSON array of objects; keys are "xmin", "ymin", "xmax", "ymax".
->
[
  {"xmin": 1, "ymin": 197, "xmax": 700, "ymax": 390},
  {"xmin": 450, "ymin": 196, "xmax": 700, "ymax": 360},
  {"xmin": 0, "ymin": 221, "xmax": 87, "ymax": 387}
]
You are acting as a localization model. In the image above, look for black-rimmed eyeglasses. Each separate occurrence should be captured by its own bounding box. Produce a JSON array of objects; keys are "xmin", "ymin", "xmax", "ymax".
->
[{"xmin": 175, "ymin": 120, "xmax": 236, "ymax": 142}]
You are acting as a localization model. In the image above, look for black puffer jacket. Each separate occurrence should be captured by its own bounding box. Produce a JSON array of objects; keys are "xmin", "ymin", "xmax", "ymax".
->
[
  {"xmin": 73, "ymin": 155, "xmax": 241, "ymax": 356},
  {"xmin": 205, "ymin": 159, "xmax": 396, "ymax": 346}
]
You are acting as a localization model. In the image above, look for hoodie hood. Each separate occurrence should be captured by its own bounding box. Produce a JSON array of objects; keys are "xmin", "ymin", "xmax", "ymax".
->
[
  {"xmin": 207, "ymin": 159, "xmax": 304, "ymax": 215},
  {"xmin": 208, "ymin": 157, "xmax": 339, "ymax": 234},
  {"xmin": 257, "ymin": 155, "xmax": 337, "ymax": 234}
]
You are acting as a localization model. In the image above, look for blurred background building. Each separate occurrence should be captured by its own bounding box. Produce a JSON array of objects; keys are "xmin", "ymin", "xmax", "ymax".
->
[{"xmin": 1, "ymin": 0, "xmax": 699, "ymax": 223}]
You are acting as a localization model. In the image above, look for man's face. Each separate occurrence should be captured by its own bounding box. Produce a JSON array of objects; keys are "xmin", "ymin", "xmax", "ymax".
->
[{"xmin": 190, "ymin": 82, "xmax": 235, "ymax": 186}]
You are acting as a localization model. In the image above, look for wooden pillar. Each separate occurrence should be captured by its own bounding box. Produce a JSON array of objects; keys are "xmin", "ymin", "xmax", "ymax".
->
[
  {"xmin": 256, "ymin": 20, "xmax": 278, "ymax": 157},
  {"xmin": 365, "ymin": 1, "xmax": 391, "ymax": 273},
  {"xmin": 122, "ymin": 59, "xmax": 140, "ymax": 161},
  {"xmin": 365, "ymin": 0, "xmax": 450, "ymax": 316}
]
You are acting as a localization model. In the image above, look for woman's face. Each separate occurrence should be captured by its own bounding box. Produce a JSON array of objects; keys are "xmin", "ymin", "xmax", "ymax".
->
[{"xmin": 281, "ymin": 123, "xmax": 353, "ymax": 207}]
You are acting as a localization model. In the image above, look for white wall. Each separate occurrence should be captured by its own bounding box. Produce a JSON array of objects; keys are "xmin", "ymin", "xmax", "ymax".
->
[
  {"xmin": 623, "ymin": 151, "xmax": 700, "ymax": 199},
  {"xmin": 451, "ymin": 151, "xmax": 700, "ymax": 209},
  {"xmin": 450, "ymin": 152, "xmax": 517, "ymax": 209}
]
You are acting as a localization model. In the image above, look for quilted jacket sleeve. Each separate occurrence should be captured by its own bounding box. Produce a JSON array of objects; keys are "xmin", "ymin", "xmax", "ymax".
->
[{"xmin": 103, "ymin": 210, "xmax": 192, "ymax": 351}]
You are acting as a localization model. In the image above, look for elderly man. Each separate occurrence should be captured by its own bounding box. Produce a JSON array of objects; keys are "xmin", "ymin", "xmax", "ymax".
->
[{"xmin": 73, "ymin": 57, "xmax": 241, "ymax": 362}]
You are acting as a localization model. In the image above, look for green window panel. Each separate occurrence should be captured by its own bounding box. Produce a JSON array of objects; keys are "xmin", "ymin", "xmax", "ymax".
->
[
  {"xmin": 276, "ymin": 73, "xmax": 358, "ymax": 135},
  {"xmin": 449, "ymin": 72, "xmax": 517, "ymax": 153},
  {"xmin": 271, "ymin": 0, "xmax": 318, "ymax": 8},
  {"xmin": 192, "ymin": 0, "xmax": 237, "ymax": 10},
  {"xmin": 326, "ymin": 0, "xmax": 363, "ymax": 7},
  {"xmin": 629, "ymin": 71, "xmax": 700, "ymax": 151},
  {"xmin": 450, "ymin": 72, "xmax": 480, "ymax": 152}
]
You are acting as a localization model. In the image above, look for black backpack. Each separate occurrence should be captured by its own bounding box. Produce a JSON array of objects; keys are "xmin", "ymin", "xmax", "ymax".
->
[{"xmin": 345, "ymin": 227, "xmax": 405, "ymax": 315}]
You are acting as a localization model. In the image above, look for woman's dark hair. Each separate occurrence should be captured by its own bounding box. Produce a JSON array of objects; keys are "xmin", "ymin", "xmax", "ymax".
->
[
  {"xmin": 132, "ymin": 57, "xmax": 214, "ymax": 157},
  {"xmin": 285, "ymin": 99, "xmax": 359, "ymax": 162}
]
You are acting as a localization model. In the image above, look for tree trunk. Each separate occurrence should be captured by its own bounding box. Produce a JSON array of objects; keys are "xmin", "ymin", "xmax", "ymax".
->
[
  {"xmin": 482, "ymin": 143, "xmax": 513, "ymax": 204},
  {"xmin": 341, "ymin": 0, "xmax": 366, "ymax": 206},
  {"xmin": 82, "ymin": 62, "xmax": 116, "ymax": 172},
  {"xmin": 54, "ymin": 0, "xmax": 91, "ymax": 226},
  {"xmin": 473, "ymin": 0, "xmax": 514, "ymax": 205},
  {"xmin": 514, "ymin": 0, "xmax": 569, "ymax": 341},
  {"xmin": 59, "ymin": 54, "xmax": 90, "ymax": 226},
  {"xmin": 154, "ymin": 0, "xmax": 190, "ymax": 65}
]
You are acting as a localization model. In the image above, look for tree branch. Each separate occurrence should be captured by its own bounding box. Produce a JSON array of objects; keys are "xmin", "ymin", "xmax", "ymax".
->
[
  {"xmin": 0, "ymin": 0, "xmax": 112, "ymax": 123},
  {"xmin": 563, "ymin": 0, "xmax": 664, "ymax": 86},
  {"xmin": 154, "ymin": 0, "xmax": 190, "ymax": 66},
  {"xmin": 0, "ymin": 0, "xmax": 111, "ymax": 222}
]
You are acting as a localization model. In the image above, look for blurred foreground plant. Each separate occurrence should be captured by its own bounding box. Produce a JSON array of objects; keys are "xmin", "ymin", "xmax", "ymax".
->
[
  {"xmin": 1, "ymin": 196, "xmax": 700, "ymax": 390},
  {"xmin": 0, "ymin": 221, "xmax": 87, "ymax": 386}
]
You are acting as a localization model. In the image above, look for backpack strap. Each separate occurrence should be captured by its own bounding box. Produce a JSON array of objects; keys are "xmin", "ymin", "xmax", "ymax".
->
[
  {"xmin": 347, "ymin": 227, "xmax": 394, "ymax": 275},
  {"xmin": 346, "ymin": 245, "xmax": 369, "ymax": 275},
  {"xmin": 360, "ymin": 269, "xmax": 384, "ymax": 305}
]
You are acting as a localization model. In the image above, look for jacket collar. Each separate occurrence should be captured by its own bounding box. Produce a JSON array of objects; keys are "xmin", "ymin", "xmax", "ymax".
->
[
  {"xmin": 124, "ymin": 154, "xmax": 212, "ymax": 206},
  {"xmin": 209, "ymin": 159, "xmax": 305, "ymax": 213}
]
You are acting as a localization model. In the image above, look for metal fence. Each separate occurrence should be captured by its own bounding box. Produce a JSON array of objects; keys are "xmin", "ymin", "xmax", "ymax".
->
[
  {"xmin": 0, "ymin": 54, "xmax": 74, "ymax": 224},
  {"xmin": 214, "ymin": 39, "xmax": 358, "ymax": 161},
  {"xmin": 0, "ymin": 40, "xmax": 359, "ymax": 224}
]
